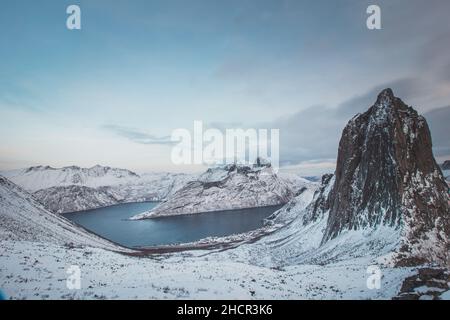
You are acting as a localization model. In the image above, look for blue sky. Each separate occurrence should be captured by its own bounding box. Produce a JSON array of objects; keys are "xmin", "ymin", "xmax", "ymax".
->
[{"xmin": 1, "ymin": 0, "xmax": 449, "ymax": 174}]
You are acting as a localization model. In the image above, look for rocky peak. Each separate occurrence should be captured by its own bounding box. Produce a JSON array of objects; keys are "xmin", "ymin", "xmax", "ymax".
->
[
  {"xmin": 310, "ymin": 89, "xmax": 449, "ymax": 265},
  {"xmin": 25, "ymin": 165, "xmax": 54, "ymax": 172},
  {"xmin": 375, "ymin": 87, "xmax": 395, "ymax": 105},
  {"xmin": 254, "ymin": 157, "xmax": 272, "ymax": 168}
]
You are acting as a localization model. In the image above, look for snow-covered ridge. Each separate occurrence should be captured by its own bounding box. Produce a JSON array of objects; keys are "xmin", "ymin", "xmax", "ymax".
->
[
  {"xmin": 132, "ymin": 161, "xmax": 316, "ymax": 219},
  {"xmin": 2, "ymin": 164, "xmax": 314, "ymax": 215},
  {"xmin": 1, "ymin": 165, "xmax": 196, "ymax": 213},
  {"xmin": 2, "ymin": 165, "xmax": 140, "ymax": 192},
  {"xmin": 0, "ymin": 175, "xmax": 129, "ymax": 252}
]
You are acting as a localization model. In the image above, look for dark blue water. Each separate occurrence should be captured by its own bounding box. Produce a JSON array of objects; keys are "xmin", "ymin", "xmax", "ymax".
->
[{"xmin": 63, "ymin": 202, "xmax": 282, "ymax": 248}]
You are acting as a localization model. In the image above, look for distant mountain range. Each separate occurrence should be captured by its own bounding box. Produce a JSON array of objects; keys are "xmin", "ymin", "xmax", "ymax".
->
[
  {"xmin": 1, "ymin": 164, "xmax": 314, "ymax": 215},
  {"xmin": 0, "ymin": 175, "xmax": 128, "ymax": 251},
  {"xmin": 1, "ymin": 166, "xmax": 195, "ymax": 213},
  {"xmin": 132, "ymin": 160, "xmax": 316, "ymax": 219}
]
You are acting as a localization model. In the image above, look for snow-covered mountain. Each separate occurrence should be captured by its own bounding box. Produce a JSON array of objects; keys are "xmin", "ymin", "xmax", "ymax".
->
[
  {"xmin": 0, "ymin": 175, "xmax": 128, "ymax": 251},
  {"xmin": 34, "ymin": 185, "xmax": 122, "ymax": 214},
  {"xmin": 2, "ymin": 165, "xmax": 140, "ymax": 192},
  {"xmin": 1, "ymin": 165, "xmax": 195, "ymax": 213},
  {"xmin": 0, "ymin": 172, "xmax": 442, "ymax": 300},
  {"xmin": 260, "ymin": 89, "xmax": 450, "ymax": 267},
  {"xmin": 132, "ymin": 161, "xmax": 313, "ymax": 219},
  {"xmin": 2, "ymin": 89, "xmax": 449, "ymax": 300}
]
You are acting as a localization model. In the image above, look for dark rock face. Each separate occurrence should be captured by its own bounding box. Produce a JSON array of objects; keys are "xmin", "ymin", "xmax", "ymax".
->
[
  {"xmin": 311, "ymin": 89, "xmax": 449, "ymax": 265},
  {"xmin": 304, "ymin": 174, "xmax": 333, "ymax": 224},
  {"xmin": 394, "ymin": 268, "xmax": 450, "ymax": 300}
]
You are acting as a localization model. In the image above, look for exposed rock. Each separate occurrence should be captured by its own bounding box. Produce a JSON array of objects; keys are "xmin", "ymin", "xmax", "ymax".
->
[
  {"xmin": 131, "ymin": 161, "xmax": 309, "ymax": 219},
  {"xmin": 318, "ymin": 89, "xmax": 449, "ymax": 265},
  {"xmin": 394, "ymin": 268, "xmax": 450, "ymax": 300},
  {"xmin": 265, "ymin": 89, "xmax": 449, "ymax": 266}
]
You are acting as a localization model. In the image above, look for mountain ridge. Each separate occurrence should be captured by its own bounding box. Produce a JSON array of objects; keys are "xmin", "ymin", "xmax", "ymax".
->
[
  {"xmin": 132, "ymin": 161, "xmax": 316, "ymax": 219},
  {"xmin": 261, "ymin": 89, "xmax": 449, "ymax": 267},
  {"xmin": 0, "ymin": 175, "xmax": 130, "ymax": 252},
  {"xmin": 1, "ymin": 165, "xmax": 196, "ymax": 213}
]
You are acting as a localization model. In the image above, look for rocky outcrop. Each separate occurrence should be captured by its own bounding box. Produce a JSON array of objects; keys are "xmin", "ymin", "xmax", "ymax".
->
[
  {"xmin": 394, "ymin": 268, "xmax": 450, "ymax": 300},
  {"xmin": 318, "ymin": 89, "xmax": 449, "ymax": 265},
  {"xmin": 267, "ymin": 89, "xmax": 449, "ymax": 266},
  {"xmin": 132, "ymin": 160, "xmax": 302, "ymax": 219}
]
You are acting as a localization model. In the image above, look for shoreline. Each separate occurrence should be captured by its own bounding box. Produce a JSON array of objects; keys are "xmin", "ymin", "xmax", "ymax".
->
[
  {"xmin": 131, "ymin": 203, "xmax": 285, "ymax": 220},
  {"xmin": 126, "ymin": 223, "xmax": 282, "ymax": 257}
]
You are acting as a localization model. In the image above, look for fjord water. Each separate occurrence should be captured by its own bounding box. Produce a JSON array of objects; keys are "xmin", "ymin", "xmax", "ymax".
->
[{"xmin": 63, "ymin": 202, "xmax": 282, "ymax": 248}]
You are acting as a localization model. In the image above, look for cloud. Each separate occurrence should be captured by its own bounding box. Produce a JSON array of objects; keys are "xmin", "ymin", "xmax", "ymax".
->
[
  {"xmin": 264, "ymin": 78, "xmax": 450, "ymax": 166},
  {"xmin": 102, "ymin": 124, "xmax": 175, "ymax": 145}
]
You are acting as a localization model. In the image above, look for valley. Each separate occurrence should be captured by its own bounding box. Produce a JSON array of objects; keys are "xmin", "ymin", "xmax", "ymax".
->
[{"xmin": 1, "ymin": 89, "xmax": 449, "ymax": 300}]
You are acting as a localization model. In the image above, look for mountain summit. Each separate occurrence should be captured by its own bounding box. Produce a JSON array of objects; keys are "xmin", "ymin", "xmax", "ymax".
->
[
  {"xmin": 324, "ymin": 88, "xmax": 449, "ymax": 265},
  {"xmin": 266, "ymin": 89, "xmax": 449, "ymax": 266}
]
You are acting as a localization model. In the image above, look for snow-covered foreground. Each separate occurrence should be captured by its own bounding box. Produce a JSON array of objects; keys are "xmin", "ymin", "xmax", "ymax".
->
[
  {"xmin": 0, "ymin": 173, "xmax": 433, "ymax": 300},
  {"xmin": 0, "ymin": 240, "xmax": 414, "ymax": 300},
  {"xmin": 0, "ymin": 173, "xmax": 444, "ymax": 300}
]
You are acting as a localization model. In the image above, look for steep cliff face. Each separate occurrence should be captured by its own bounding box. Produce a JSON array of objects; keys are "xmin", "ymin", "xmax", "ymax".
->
[
  {"xmin": 319, "ymin": 89, "xmax": 449, "ymax": 265},
  {"xmin": 266, "ymin": 89, "xmax": 449, "ymax": 266}
]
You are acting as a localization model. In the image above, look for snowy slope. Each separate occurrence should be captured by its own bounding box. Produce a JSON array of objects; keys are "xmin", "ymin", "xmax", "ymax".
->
[
  {"xmin": 131, "ymin": 162, "xmax": 309, "ymax": 219},
  {"xmin": 0, "ymin": 239, "xmax": 417, "ymax": 300},
  {"xmin": 2, "ymin": 166, "xmax": 196, "ymax": 213},
  {"xmin": 0, "ymin": 173, "xmax": 435, "ymax": 300},
  {"xmin": 0, "ymin": 176, "xmax": 129, "ymax": 252},
  {"xmin": 246, "ymin": 175, "xmax": 402, "ymax": 266},
  {"xmin": 0, "ymin": 174, "xmax": 415, "ymax": 300},
  {"xmin": 2, "ymin": 165, "xmax": 140, "ymax": 192},
  {"xmin": 277, "ymin": 172, "xmax": 318, "ymax": 196},
  {"xmin": 264, "ymin": 184, "xmax": 318, "ymax": 225},
  {"xmin": 33, "ymin": 185, "xmax": 121, "ymax": 214}
]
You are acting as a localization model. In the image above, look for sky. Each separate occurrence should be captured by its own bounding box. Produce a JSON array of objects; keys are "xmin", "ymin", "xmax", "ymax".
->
[{"xmin": 0, "ymin": 0, "xmax": 449, "ymax": 175}]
